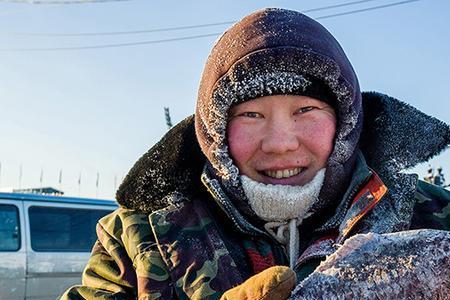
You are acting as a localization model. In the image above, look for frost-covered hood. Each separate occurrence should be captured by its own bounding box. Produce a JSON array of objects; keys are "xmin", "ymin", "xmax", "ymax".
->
[
  {"xmin": 116, "ymin": 92, "xmax": 450, "ymax": 213},
  {"xmin": 195, "ymin": 8, "xmax": 363, "ymax": 217}
]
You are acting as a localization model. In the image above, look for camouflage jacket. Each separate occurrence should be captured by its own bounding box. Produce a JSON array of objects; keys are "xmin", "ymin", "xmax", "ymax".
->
[{"xmin": 62, "ymin": 93, "xmax": 450, "ymax": 299}]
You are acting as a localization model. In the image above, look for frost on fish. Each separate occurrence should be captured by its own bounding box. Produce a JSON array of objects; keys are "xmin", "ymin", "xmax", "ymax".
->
[{"xmin": 291, "ymin": 229, "xmax": 450, "ymax": 299}]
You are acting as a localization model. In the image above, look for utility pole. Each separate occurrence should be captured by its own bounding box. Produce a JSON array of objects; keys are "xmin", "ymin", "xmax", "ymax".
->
[
  {"xmin": 96, "ymin": 172, "xmax": 100, "ymax": 198},
  {"xmin": 164, "ymin": 107, "xmax": 173, "ymax": 129},
  {"xmin": 78, "ymin": 172, "xmax": 82, "ymax": 196},
  {"xmin": 40, "ymin": 169, "xmax": 44, "ymax": 188},
  {"xmin": 58, "ymin": 169, "xmax": 63, "ymax": 190},
  {"xmin": 19, "ymin": 165, "xmax": 23, "ymax": 189}
]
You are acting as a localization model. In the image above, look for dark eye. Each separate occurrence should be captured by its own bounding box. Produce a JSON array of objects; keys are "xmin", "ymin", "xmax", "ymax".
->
[
  {"xmin": 296, "ymin": 106, "xmax": 316, "ymax": 114},
  {"xmin": 241, "ymin": 112, "xmax": 263, "ymax": 118}
]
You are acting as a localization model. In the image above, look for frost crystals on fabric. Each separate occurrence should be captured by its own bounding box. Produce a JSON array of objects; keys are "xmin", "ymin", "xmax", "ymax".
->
[{"xmin": 241, "ymin": 169, "xmax": 326, "ymax": 222}]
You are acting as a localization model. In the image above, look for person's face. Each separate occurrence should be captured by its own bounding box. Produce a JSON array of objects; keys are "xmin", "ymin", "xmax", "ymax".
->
[{"xmin": 227, "ymin": 94, "xmax": 336, "ymax": 186}]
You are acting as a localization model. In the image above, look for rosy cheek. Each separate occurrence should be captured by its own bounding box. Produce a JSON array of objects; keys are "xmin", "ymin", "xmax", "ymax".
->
[
  {"xmin": 312, "ymin": 119, "xmax": 336, "ymax": 160},
  {"xmin": 296, "ymin": 116, "xmax": 336, "ymax": 159},
  {"xmin": 227, "ymin": 121, "xmax": 258, "ymax": 168}
]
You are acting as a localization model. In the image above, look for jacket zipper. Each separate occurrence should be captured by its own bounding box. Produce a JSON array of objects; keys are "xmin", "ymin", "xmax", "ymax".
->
[{"xmin": 314, "ymin": 170, "xmax": 373, "ymax": 233}]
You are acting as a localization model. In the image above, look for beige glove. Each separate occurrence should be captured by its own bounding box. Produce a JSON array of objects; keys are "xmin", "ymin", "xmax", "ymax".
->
[{"xmin": 221, "ymin": 266, "xmax": 296, "ymax": 300}]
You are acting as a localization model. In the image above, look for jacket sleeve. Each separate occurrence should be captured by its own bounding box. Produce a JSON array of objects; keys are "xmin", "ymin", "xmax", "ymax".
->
[
  {"xmin": 61, "ymin": 208, "xmax": 173, "ymax": 300},
  {"xmin": 291, "ymin": 229, "xmax": 450, "ymax": 299}
]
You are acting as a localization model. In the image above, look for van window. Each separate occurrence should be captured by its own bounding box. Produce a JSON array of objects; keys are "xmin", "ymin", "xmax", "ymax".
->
[
  {"xmin": 29, "ymin": 206, "xmax": 112, "ymax": 252},
  {"xmin": 0, "ymin": 204, "xmax": 20, "ymax": 251}
]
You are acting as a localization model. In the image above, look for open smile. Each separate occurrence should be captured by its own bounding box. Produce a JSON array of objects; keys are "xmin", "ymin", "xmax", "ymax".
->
[{"xmin": 262, "ymin": 167, "xmax": 304, "ymax": 179}]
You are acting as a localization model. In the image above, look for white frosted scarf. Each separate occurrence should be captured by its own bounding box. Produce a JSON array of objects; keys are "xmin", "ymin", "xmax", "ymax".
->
[{"xmin": 241, "ymin": 169, "xmax": 326, "ymax": 268}]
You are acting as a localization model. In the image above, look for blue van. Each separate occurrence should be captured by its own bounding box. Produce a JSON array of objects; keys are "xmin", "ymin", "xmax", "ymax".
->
[{"xmin": 0, "ymin": 192, "xmax": 117, "ymax": 300}]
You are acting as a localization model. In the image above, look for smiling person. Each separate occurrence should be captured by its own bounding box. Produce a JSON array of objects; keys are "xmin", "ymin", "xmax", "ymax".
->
[{"xmin": 62, "ymin": 8, "xmax": 450, "ymax": 300}]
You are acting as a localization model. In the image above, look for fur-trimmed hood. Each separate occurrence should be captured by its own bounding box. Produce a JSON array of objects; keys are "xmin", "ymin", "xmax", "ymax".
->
[{"xmin": 116, "ymin": 92, "xmax": 450, "ymax": 213}]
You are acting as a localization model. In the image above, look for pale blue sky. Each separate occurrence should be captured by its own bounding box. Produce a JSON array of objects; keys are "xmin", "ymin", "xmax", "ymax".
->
[{"xmin": 0, "ymin": 0, "xmax": 449, "ymax": 199}]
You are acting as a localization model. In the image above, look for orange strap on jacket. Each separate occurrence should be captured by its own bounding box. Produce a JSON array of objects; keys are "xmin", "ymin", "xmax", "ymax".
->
[{"xmin": 339, "ymin": 171, "xmax": 388, "ymax": 242}]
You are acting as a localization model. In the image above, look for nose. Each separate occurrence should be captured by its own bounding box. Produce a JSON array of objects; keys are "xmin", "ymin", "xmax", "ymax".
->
[{"xmin": 261, "ymin": 121, "xmax": 300, "ymax": 154}]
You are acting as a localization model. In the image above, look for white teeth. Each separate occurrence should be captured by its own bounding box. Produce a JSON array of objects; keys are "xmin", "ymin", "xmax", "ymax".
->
[{"xmin": 264, "ymin": 167, "xmax": 302, "ymax": 179}]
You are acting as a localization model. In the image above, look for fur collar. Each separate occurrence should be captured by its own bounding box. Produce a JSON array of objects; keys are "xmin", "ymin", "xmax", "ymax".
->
[
  {"xmin": 359, "ymin": 92, "xmax": 450, "ymax": 178},
  {"xmin": 116, "ymin": 92, "xmax": 450, "ymax": 213}
]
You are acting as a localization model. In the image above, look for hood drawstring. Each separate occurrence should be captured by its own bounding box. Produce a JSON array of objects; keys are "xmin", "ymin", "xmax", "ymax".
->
[
  {"xmin": 288, "ymin": 219, "xmax": 300, "ymax": 269},
  {"xmin": 265, "ymin": 218, "xmax": 305, "ymax": 269}
]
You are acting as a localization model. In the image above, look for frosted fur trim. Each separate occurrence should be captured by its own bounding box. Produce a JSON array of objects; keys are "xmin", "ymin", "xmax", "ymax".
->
[{"xmin": 241, "ymin": 169, "xmax": 326, "ymax": 222}]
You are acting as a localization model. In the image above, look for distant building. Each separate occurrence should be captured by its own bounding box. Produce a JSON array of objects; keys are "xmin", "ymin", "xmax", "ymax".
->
[{"xmin": 13, "ymin": 187, "xmax": 64, "ymax": 196}]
